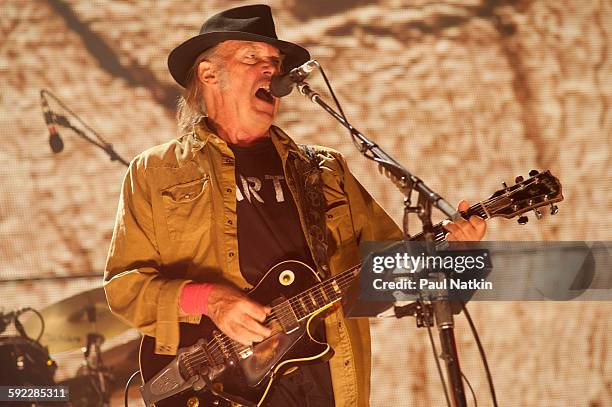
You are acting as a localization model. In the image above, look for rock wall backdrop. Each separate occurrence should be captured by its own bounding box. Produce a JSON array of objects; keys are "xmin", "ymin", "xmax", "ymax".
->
[{"xmin": 1, "ymin": 0, "xmax": 610, "ymax": 406}]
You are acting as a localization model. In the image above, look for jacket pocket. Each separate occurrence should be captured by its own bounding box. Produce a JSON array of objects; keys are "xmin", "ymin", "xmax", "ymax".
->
[
  {"xmin": 161, "ymin": 176, "xmax": 211, "ymax": 240},
  {"xmin": 325, "ymin": 199, "xmax": 355, "ymax": 247}
]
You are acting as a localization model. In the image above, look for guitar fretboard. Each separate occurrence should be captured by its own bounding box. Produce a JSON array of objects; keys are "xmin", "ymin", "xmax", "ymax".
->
[
  {"xmin": 277, "ymin": 201, "xmax": 493, "ymax": 323},
  {"xmin": 284, "ymin": 265, "xmax": 360, "ymax": 320}
]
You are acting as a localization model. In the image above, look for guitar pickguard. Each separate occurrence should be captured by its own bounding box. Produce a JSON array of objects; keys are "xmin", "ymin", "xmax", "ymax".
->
[{"xmin": 239, "ymin": 323, "xmax": 306, "ymax": 387}]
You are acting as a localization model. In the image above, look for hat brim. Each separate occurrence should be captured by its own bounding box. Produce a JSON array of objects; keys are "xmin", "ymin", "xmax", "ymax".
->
[{"xmin": 168, "ymin": 31, "xmax": 311, "ymax": 87}]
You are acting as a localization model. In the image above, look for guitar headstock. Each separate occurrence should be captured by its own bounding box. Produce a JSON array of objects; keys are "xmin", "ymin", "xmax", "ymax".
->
[{"xmin": 485, "ymin": 170, "xmax": 563, "ymax": 223}]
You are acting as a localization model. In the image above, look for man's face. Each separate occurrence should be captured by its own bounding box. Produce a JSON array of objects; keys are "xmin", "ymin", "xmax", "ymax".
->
[{"xmin": 201, "ymin": 40, "xmax": 282, "ymax": 133}]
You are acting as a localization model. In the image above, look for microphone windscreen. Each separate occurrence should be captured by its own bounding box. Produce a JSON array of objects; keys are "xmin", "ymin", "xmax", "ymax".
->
[
  {"xmin": 270, "ymin": 75, "xmax": 294, "ymax": 97},
  {"xmin": 49, "ymin": 132, "xmax": 64, "ymax": 153}
]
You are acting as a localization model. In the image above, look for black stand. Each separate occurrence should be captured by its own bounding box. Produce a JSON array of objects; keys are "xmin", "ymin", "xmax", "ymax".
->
[
  {"xmin": 404, "ymin": 193, "xmax": 467, "ymax": 407},
  {"xmin": 431, "ymin": 301, "xmax": 467, "ymax": 407},
  {"xmin": 294, "ymin": 81, "xmax": 466, "ymax": 407},
  {"xmin": 406, "ymin": 193, "xmax": 467, "ymax": 407},
  {"xmin": 41, "ymin": 89, "xmax": 130, "ymax": 167}
]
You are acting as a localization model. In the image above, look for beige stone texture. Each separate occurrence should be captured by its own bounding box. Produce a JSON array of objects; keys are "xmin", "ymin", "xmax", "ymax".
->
[{"xmin": 0, "ymin": 1, "xmax": 610, "ymax": 406}]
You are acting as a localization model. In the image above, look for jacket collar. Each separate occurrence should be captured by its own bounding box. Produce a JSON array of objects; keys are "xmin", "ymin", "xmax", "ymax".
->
[{"xmin": 190, "ymin": 118, "xmax": 310, "ymax": 164}]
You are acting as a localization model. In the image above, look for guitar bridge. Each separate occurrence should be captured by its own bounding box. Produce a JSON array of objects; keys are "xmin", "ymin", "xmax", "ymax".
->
[{"xmin": 238, "ymin": 346, "xmax": 253, "ymax": 359}]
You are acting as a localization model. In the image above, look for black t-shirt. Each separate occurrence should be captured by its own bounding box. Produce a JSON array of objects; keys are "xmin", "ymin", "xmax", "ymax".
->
[
  {"xmin": 230, "ymin": 137, "xmax": 315, "ymax": 286},
  {"xmin": 229, "ymin": 138, "xmax": 334, "ymax": 406}
]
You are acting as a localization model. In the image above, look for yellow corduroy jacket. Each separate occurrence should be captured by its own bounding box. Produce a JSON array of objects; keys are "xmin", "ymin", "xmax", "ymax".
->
[{"xmin": 104, "ymin": 121, "xmax": 401, "ymax": 407}]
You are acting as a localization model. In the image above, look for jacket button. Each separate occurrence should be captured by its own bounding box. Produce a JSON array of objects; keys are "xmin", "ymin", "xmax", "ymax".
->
[
  {"xmin": 226, "ymin": 188, "xmax": 232, "ymax": 193},
  {"xmin": 228, "ymin": 252, "xmax": 235, "ymax": 257},
  {"xmin": 344, "ymin": 360, "xmax": 350, "ymax": 366},
  {"xmin": 227, "ymin": 219, "xmax": 233, "ymax": 225}
]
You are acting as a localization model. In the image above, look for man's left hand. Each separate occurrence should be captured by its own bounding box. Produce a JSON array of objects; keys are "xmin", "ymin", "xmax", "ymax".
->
[{"xmin": 443, "ymin": 200, "xmax": 487, "ymax": 241}]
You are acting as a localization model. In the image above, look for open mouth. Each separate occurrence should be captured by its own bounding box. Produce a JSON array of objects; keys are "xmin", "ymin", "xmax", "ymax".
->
[{"xmin": 255, "ymin": 86, "xmax": 274, "ymax": 105}]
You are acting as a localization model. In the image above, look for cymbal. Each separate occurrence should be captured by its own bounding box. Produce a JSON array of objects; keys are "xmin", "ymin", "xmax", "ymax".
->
[{"xmin": 22, "ymin": 287, "xmax": 130, "ymax": 353}]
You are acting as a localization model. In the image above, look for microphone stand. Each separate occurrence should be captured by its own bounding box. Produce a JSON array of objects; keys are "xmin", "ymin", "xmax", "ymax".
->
[
  {"xmin": 41, "ymin": 89, "xmax": 129, "ymax": 167},
  {"xmin": 295, "ymin": 81, "xmax": 467, "ymax": 407},
  {"xmin": 296, "ymin": 82, "xmax": 460, "ymax": 223}
]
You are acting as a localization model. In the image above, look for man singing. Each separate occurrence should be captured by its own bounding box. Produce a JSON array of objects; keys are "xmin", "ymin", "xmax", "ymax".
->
[{"xmin": 104, "ymin": 4, "xmax": 485, "ymax": 406}]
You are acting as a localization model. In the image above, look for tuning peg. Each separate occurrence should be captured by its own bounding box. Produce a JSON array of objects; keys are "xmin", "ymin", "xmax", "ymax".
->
[
  {"xmin": 529, "ymin": 169, "xmax": 539, "ymax": 177},
  {"xmin": 533, "ymin": 208, "xmax": 542, "ymax": 219},
  {"xmin": 550, "ymin": 204, "xmax": 559, "ymax": 215},
  {"xmin": 502, "ymin": 182, "xmax": 508, "ymax": 188},
  {"xmin": 517, "ymin": 215, "xmax": 529, "ymax": 225},
  {"xmin": 515, "ymin": 175, "xmax": 524, "ymax": 183}
]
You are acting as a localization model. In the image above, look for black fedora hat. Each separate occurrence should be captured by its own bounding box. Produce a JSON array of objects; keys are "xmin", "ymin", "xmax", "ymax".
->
[{"xmin": 168, "ymin": 4, "xmax": 310, "ymax": 87}]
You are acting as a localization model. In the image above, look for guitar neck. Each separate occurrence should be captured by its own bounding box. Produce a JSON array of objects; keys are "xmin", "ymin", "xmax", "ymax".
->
[
  {"xmin": 285, "ymin": 201, "xmax": 492, "ymax": 320},
  {"xmin": 410, "ymin": 201, "xmax": 490, "ymax": 242}
]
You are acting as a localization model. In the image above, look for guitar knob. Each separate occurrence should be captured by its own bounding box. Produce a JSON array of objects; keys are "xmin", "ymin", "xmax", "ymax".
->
[
  {"xmin": 550, "ymin": 204, "xmax": 559, "ymax": 215},
  {"xmin": 187, "ymin": 397, "xmax": 200, "ymax": 407},
  {"xmin": 515, "ymin": 175, "xmax": 524, "ymax": 183},
  {"xmin": 533, "ymin": 208, "xmax": 542, "ymax": 219},
  {"xmin": 517, "ymin": 215, "xmax": 529, "ymax": 225},
  {"xmin": 502, "ymin": 182, "xmax": 508, "ymax": 188},
  {"xmin": 529, "ymin": 169, "xmax": 539, "ymax": 177}
]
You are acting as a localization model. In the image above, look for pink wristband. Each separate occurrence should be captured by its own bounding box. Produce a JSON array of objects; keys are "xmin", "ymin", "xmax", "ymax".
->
[{"xmin": 180, "ymin": 283, "xmax": 215, "ymax": 315}]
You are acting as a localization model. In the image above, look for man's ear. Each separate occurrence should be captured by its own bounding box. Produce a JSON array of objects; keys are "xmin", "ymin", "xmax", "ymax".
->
[{"xmin": 197, "ymin": 60, "xmax": 218, "ymax": 85}]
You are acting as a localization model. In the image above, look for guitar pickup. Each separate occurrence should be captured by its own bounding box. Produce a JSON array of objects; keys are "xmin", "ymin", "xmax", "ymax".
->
[{"xmin": 270, "ymin": 296, "xmax": 300, "ymax": 334}]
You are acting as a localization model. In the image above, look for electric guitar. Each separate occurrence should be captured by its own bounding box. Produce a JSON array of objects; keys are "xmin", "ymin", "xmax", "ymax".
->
[{"xmin": 139, "ymin": 170, "xmax": 563, "ymax": 407}]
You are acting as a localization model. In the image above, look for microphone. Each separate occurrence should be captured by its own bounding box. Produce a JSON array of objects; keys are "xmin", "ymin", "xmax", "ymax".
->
[
  {"xmin": 41, "ymin": 93, "xmax": 64, "ymax": 153},
  {"xmin": 270, "ymin": 60, "xmax": 319, "ymax": 97}
]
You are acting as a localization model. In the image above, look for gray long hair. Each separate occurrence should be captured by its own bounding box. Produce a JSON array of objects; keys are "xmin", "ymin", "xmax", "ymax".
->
[{"xmin": 176, "ymin": 44, "xmax": 223, "ymax": 135}]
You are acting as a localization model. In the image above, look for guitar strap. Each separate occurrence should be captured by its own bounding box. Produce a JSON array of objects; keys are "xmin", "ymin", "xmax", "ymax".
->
[{"xmin": 287, "ymin": 145, "xmax": 330, "ymax": 280}]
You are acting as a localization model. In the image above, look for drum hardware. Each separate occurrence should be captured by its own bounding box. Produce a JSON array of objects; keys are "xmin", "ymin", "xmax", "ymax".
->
[
  {"xmin": 57, "ymin": 332, "xmax": 114, "ymax": 407},
  {"xmin": 6, "ymin": 288, "xmax": 135, "ymax": 405},
  {"xmin": 12, "ymin": 287, "xmax": 133, "ymax": 405},
  {"xmin": 0, "ymin": 307, "xmax": 57, "ymax": 398},
  {"xmin": 0, "ymin": 335, "xmax": 57, "ymax": 386}
]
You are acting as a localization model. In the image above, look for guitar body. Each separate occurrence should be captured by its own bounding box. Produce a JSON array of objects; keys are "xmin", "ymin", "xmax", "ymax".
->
[{"xmin": 139, "ymin": 261, "xmax": 334, "ymax": 407}]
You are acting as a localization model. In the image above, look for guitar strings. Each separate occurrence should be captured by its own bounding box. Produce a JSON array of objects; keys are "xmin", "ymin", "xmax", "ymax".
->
[
  {"xmin": 182, "ymin": 269, "xmax": 359, "ymax": 369},
  {"xmin": 183, "ymin": 266, "xmax": 359, "ymax": 367}
]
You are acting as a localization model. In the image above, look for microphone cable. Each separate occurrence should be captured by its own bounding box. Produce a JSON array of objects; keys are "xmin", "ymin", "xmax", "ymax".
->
[
  {"xmin": 462, "ymin": 302, "xmax": 498, "ymax": 407},
  {"xmin": 462, "ymin": 371, "xmax": 478, "ymax": 407},
  {"xmin": 20, "ymin": 307, "xmax": 46, "ymax": 343},
  {"xmin": 316, "ymin": 65, "xmax": 384, "ymax": 164},
  {"xmin": 124, "ymin": 370, "xmax": 141, "ymax": 407}
]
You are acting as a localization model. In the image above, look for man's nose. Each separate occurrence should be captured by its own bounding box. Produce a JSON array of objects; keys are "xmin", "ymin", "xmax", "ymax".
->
[{"xmin": 260, "ymin": 59, "xmax": 279, "ymax": 77}]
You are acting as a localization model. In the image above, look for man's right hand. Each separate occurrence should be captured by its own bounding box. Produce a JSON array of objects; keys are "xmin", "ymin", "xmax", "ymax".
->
[{"xmin": 206, "ymin": 284, "xmax": 271, "ymax": 346}]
